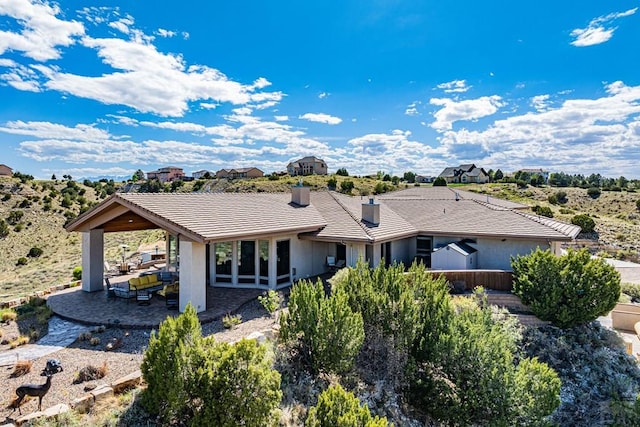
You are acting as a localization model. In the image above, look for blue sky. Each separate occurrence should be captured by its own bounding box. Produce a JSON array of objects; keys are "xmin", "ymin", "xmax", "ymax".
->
[{"xmin": 1, "ymin": 0, "xmax": 640, "ymax": 180}]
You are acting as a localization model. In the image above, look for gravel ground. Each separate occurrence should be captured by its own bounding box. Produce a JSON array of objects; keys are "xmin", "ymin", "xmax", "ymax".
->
[{"xmin": 0, "ymin": 298, "xmax": 275, "ymax": 422}]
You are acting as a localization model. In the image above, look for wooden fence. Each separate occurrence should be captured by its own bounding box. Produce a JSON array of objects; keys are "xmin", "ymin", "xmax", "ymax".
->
[{"xmin": 426, "ymin": 269, "xmax": 513, "ymax": 291}]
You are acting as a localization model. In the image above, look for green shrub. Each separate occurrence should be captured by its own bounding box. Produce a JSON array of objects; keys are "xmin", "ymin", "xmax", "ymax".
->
[
  {"xmin": 28, "ymin": 247, "xmax": 44, "ymax": 258},
  {"xmin": 571, "ymin": 213, "xmax": 596, "ymax": 233},
  {"xmin": 532, "ymin": 205, "xmax": 554, "ymax": 218},
  {"xmin": 192, "ymin": 338, "xmax": 282, "ymax": 426},
  {"xmin": 587, "ymin": 186, "xmax": 601, "ymax": 198},
  {"xmin": 280, "ymin": 279, "xmax": 364, "ymax": 375},
  {"xmin": 0, "ymin": 219, "xmax": 8, "ymax": 238},
  {"xmin": 513, "ymin": 357, "xmax": 561, "ymax": 426},
  {"xmin": 433, "ymin": 177, "xmax": 447, "ymax": 186},
  {"xmin": 7, "ymin": 210, "xmax": 23, "ymax": 225},
  {"xmin": 511, "ymin": 248, "xmax": 620, "ymax": 328},
  {"xmin": 340, "ymin": 180, "xmax": 355, "ymax": 194},
  {"xmin": 305, "ymin": 384, "xmax": 390, "ymax": 427},
  {"xmin": 410, "ymin": 300, "xmax": 520, "ymax": 425},
  {"xmin": 141, "ymin": 304, "xmax": 201, "ymax": 420},
  {"xmin": 222, "ymin": 313, "xmax": 242, "ymax": 329},
  {"xmin": 142, "ymin": 304, "xmax": 281, "ymax": 426},
  {"xmin": 16, "ymin": 257, "xmax": 28, "ymax": 266},
  {"xmin": 1, "ymin": 193, "xmax": 11, "ymax": 202},
  {"xmin": 636, "ymin": 199, "xmax": 640, "ymax": 211},
  {"xmin": 258, "ymin": 290, "xmax": 280, "ymax": 314},
  {"xmin": 72, "ymin": 266, "xmax": 82, "ymax": 280}
]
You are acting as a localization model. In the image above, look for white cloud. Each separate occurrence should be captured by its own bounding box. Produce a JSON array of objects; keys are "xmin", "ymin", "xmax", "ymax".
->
[
  {"xmin": 0, "ymin": 61, "xmax": 41, "ymax": 91},
  {"xmin": 156, "ymin": 28, "xmax": 177, "ymax": 38},
  {"xmin": 436, "ymin": 79, "xmax": 471, "ymax": 93},
  {"xmin": 318, "ymin": 92, "xmax": 329, "ymax": 99},
  {"xmin": 347, "ymin": 130, "xmax": 447, "ymax": 174},
  {"xmin": 531, "ymin": 94, "xmax": 550, "ymax": 111},
  {"xmin": 299, "ymin": 113, "xmax": 342, "ymax": 125},
  {"xmin": 405, "ymin": 101, "xmax": 420, "ymax": 116},
  {"xmin": 0, "ymin": 0, "xmax": 85, "ymax": 61},
  {"xmin": 108, "ymin": 16, "xmax": 134, "ymax": 35},
  {"xmin": 429, "ymin": 95, "xmax": 504, "ymax": 131},
  {"xmin": 274, "ymin": 115, "xmax": 289, "ymax": 121},
  {"xmin": 436, "ymin": 81, "xmax": 640, "ymax": 177},
  {"xmin": 570, "ymin": 7, "xmax": 637, "ymax": 47},
  {"xmin": 25, "ymin": 35, "xmax": 283, "ymax": 117},
  {"xmin": 200, "ymin": 102, "xmax": 218, "ymax": 109},
  {"xmin": 0, "ymin": 120, "xmax": 114, "ymax": 141}
]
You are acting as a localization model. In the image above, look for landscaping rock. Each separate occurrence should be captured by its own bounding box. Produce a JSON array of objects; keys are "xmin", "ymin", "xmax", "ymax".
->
[
  {"xmin": 111, "ymin": 370, "xmax": 142, "ymax": 393},
  {"xmin": 71, "ymin": 394, "xmax": 93, "ymax": 414},
  {"xmin": 90, "ymin": 385, "xmax": 114, "ymax": 405}
]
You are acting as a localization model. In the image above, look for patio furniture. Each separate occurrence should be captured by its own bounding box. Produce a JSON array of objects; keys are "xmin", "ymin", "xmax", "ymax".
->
[
  {"xmin": 165, "ymin": 292, "xmax": 178, "ymax": 310},
  {"xmin": 129, "ymin": 273, "xmax": 164, "ymax": 295},
  {"xmin": 136, "ymin": 289, "xmax": 152, "ymax": 306},
  {"xmin": 157, "ymin": 282, "xmax": 179, "ymax": 298}
]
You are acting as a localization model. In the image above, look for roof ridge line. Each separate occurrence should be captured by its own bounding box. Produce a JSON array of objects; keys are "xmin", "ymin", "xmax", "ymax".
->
[
  {"xmin": 513, "ymin": 209, "xmax": 580, "ymax": 238},
  {"xmin": 328, "ymin": 192, "xmax": 374, "ymax": 242}
]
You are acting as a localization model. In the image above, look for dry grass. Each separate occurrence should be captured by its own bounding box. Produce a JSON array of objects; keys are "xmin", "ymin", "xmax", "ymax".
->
[
  {"xmin": 11, "ymin": 360, "xmax": 32, "ymax": 378},
  {"xmin": 74, "ymin": 361, "xmax": 108, "ymax": 384}
]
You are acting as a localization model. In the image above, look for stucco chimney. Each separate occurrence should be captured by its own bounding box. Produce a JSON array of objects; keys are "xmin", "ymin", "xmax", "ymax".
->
[
  {"xmin": 362, "ymin": 197, "xmax": 380, "ymax": 225},
  {"xmin": 291, "ymin": 183, "xmax": 310, "ymax": 206}
]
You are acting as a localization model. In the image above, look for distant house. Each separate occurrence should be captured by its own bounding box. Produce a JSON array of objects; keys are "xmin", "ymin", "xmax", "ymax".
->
[
  {"xmin": 415, "ymin": 175, "xmax": 435, "ymax": 183},
  {"xmin": 517, "ymin": 168, "xmax": 550, "ymax": 183},
  {"xmin": 0, "ymin": 164, "xmax": 13, "ymax": 177},
  {"xmin": 146, "ymin": 166, "xmax": 185, "ymax": 183},
  {"xmin": 192, "ymin": 170, "xmax": 211, "ymax": 179},
  {"xmin": 287, "ymin": 156, "xmax": 328, "ymax": 176},
  {"xmin": 216, "ymin": 167, "xmax": 264, "ymax": 179},
  {"xmin": 438, "ymin": 164, "xmax": 489, "ymax": 184}
]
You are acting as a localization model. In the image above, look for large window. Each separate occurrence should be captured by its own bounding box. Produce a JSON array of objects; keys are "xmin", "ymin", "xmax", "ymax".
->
[
  {"xmin": 416, "ymin": 236, "xmax": 432, "ymax": 268},
  {"xmin": 259, "ymin": 240, "xmax": 269, "ymax": 285},
  {"xmin": 238, "ymin": 240, "xmax": 256, "ymax": 284},
  {"xmin": 276, "ymin": 240, "xmax": 290, "ymax": 284},
  {"xmin": 215, "ymin": 242, "xmax": 233, "ymax": 283}
]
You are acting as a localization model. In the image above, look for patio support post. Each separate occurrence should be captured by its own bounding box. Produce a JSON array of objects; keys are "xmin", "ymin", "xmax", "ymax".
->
[
  {"xmin": 81, "ymin": 229, "xmax": 104, "ymax": 292},
  {"xmin": 179, "ymin": 240, "xmax": 206, "ymax": 313}
]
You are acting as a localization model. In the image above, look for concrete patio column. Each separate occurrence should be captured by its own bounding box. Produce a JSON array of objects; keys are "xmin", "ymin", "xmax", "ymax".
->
[
  {"xmin": 179, "ymin": 240, "xmax": 206, "ymax": 313},
  {"xmin": 81, "ymin": 229, "xmax": 104, "ymax": 292}
]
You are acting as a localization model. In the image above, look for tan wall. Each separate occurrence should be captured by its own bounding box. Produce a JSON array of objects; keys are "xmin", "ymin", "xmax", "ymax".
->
[{"xmin": 0, "ymin": 165, "xmax": 12, "ymax": 176}]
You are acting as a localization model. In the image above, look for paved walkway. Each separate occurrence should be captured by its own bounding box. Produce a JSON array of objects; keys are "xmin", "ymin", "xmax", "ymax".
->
[
  {"xmin": 603, "ymin": 258, "xmax": 640, "ymax": 284},
  {"xmin": 0, "ymin": 316, "xmax": 90, "ymax": 367},
  {"xmin": 47, "ymin": 285, "xmax": 264, "ymax": 328}
]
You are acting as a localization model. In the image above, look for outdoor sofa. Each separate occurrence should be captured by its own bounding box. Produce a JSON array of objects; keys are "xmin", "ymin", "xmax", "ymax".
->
[{"xmin": 129, "ymin": 273, "xmax": 164, "ymax": 294}]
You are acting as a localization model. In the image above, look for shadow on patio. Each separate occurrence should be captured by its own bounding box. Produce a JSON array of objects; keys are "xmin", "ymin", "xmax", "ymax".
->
[{"xmin": 47, "ymin": 285, "xmax": 264, "ymax": 328}]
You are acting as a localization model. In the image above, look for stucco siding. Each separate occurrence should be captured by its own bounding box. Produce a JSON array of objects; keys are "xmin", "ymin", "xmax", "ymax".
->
[
  {"xmin": 475, "ymin": 238, "xmax": 549, "ymax": 269},
  {"xmin": 391, "ymin": 237, "xmax": 414, "ymax": 266}
]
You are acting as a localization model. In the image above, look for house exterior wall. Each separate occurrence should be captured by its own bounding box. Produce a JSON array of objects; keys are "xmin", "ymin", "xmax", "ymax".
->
[
  {"xmin": 391, "ymin": 237, "xmax": 414, "ymax": 266},
  {"xmin": 474, "ymin": 238, "xmax": 550, "ymax": 269},
  {"xmin": 346, "ymin": 243, "xmax": 366, "ymax": 266},
  {"xmin": 0, "ymin": 164, "xmax": 12, "ymax": 176}
]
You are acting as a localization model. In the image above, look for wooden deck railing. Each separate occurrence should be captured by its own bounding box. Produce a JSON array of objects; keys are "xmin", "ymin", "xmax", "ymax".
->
[{"xmin": 426, "ymin": 269, "xmax": 513, "ymax": 291}]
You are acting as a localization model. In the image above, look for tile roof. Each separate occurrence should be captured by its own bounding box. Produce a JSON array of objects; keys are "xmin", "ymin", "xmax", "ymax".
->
[
  {"xmin": 79, "ymin": 193, "xmax": 327, "ymax": 243},
  {"xmin": 305, "ymin": 192, "xmax": 416, "ymax": 242},
  {"xmin": 67, "ymin": 187, "xmax": 580, "ymax": 244},
  {"xmin": 382, "ymin": 197, "xmax": 579, "ymax": 240}
]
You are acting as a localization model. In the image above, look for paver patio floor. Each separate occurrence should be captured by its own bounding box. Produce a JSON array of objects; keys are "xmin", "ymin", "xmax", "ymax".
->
[{"xmin": 47, "ymin": 285, "xmax": 264, "ymax": 328}]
